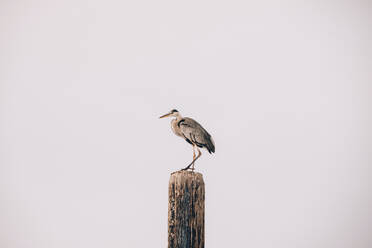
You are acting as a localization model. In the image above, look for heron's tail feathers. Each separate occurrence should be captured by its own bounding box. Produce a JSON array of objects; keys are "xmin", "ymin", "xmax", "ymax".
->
[{"xmin": 206, "ymin": 136, "xmax": 215, "ymax": 154}]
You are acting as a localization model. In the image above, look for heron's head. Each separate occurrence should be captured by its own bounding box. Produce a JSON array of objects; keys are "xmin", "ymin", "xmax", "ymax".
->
[{"xmin": 159, "ymin": 109, "xmax": 180, "ymax": 119}]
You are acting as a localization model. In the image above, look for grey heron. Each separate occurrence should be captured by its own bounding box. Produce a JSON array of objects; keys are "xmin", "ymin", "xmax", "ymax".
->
[{"xmin": 159, "ymin": 109, "xmax": 215, "ymax": 171}]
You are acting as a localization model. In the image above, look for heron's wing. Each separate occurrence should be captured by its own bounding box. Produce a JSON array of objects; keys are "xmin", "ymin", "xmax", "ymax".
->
[{"xmin": 178, "ymin": 117, "xmax": 215, "ymax": 153}]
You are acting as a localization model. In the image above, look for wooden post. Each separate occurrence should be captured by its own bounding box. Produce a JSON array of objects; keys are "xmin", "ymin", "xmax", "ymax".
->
[{"xmin": 168, "ymin": 171, "xmax": 205, "ymax": 248}]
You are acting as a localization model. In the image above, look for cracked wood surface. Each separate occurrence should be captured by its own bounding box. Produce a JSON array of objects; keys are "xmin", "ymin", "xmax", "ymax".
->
[{"xmin": 168, "ymin": 171, "xmax": 205, "ymax": 248}]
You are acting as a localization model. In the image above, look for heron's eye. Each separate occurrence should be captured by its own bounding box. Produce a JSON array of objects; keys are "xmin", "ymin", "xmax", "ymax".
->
[{"xmin": 171, "ymin": 109, "xmax": 178, "ymax": 113}]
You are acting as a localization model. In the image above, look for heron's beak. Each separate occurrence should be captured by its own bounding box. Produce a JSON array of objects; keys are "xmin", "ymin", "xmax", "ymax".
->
[{"xmin": 159, "ymin": 112, "xmax": 171, "ymax": 119}]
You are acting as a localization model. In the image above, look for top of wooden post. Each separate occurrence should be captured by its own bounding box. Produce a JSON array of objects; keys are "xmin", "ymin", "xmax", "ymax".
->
[{"xmin": 170, "ymin": 171, "xmax": 204, "ymax": 185}]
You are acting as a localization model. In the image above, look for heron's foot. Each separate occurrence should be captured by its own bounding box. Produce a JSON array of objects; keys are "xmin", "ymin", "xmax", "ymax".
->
[
  {"xmin": 180, "ymin": 167, "xmax": 196, "ymax": 172},
  {"xmin": 181, "ymin": 164, "xmax": 192, "ymax": 171}
]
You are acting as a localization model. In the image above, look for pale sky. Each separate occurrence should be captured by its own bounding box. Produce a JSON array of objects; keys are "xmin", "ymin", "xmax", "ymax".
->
[{"xmin": 0, "ymin": 0, "xmax": 371, "ymax": 247}]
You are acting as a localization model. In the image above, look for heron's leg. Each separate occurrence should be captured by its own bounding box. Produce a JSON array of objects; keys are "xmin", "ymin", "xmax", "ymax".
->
[
  {"xmin": 182, "ymin": 147, "xmax": 202, "ymax": 171},
  {"xmin": 191, "ymin": 145, "xmax": 196, "ymax": 171}
]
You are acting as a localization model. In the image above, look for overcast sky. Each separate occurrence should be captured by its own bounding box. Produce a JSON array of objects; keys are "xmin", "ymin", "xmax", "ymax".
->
[{"xmin": 0, "ymin": 0, "xmax": 371, "ymax": 247}]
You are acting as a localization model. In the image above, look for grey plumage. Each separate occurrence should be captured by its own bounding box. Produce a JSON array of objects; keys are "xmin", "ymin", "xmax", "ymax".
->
[
  {"xmin": 160, "ymin": 109, "xmax": 215, "ymax": 171},
  {"xmin": 178, "ymin": 117, "xmax": 215, "ymax": 154}
]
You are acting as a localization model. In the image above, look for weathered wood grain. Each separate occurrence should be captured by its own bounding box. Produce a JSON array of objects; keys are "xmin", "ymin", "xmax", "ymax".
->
[{"xmin": 168, "ymin": 171, "xmax": 205, "ymax": 248}]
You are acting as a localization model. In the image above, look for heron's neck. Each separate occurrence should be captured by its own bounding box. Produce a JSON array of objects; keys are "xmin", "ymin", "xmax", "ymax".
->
[{"xmin": 175, "ymin": 114, "xmax": 182, "ymax": 121}]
